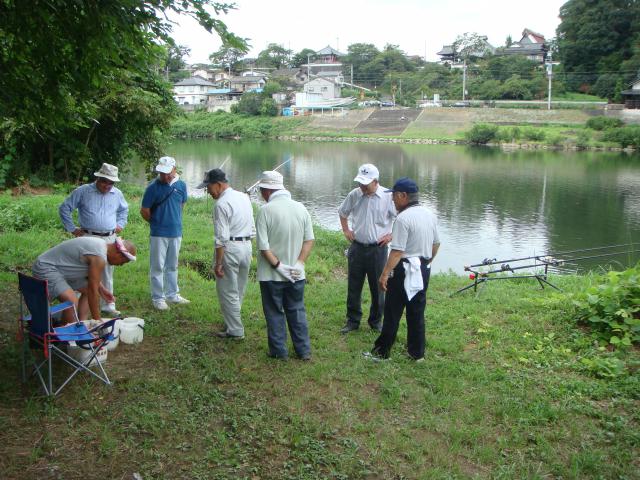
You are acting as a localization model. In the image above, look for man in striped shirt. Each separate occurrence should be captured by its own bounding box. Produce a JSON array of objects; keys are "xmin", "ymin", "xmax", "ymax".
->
[{"xmin": 59, "ymin": 163, "xmax": 129, "ymax": 315}]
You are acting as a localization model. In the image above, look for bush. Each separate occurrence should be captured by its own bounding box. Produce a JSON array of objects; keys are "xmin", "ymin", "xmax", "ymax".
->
[
  {"xmin": 259, "ymin": 98, "xmax": 278, "ymax": 117},
  {"xmin": 576, "ymin": 130, "xmax": 591, "ymax": 149},
  {"xmin": 602, "ymin": 125, "xmax": 640, "ymax": 148},
  {"xmin": 586, "ymin": 116, "xmax": 623, "ymax": 131},
  {"xmin": 465, "ymin": 123, "xmax": 499, "ymax": 144},
  {"xmin": 573, "ymin": 264, "xmax": 640, "ymax": 347},
  {"xmin": 522, "ymin": 128, "xmax": 546, "ymax": 142}
]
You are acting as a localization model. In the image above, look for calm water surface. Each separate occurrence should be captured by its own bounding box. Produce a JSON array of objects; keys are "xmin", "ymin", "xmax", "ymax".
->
[{"xmin": 126, "ymin": 140, "xmax": 640, "ymax": 274}]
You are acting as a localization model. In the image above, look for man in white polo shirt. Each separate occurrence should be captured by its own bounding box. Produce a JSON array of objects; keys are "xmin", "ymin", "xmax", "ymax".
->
[
  {"xmin": 365, "ymin": 177, "xmax": 440, "ymax": 362},
  {"xmin": 197, "ymin": 168, "xmax": 254, "ymax": 340},
  {"xmin": 338, "ymin": 163, "xmax": 396, "ymax": 334}
]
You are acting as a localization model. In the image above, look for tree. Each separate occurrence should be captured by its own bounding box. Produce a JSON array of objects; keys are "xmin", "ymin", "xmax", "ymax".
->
[
  {"xmin": 291, "ymin": 48, "xmax": 316, "ymax": 68},
  {"xmin": 164, "ymin": 45, "xmax": 191, "ymax": 82},
  {"xmin": 0, "ymin": 0, "xmax": 245, "ymax": 186},
  {"xmin": 209, "ymin": 44, "xmax": 248, "ymax": 73},
  {"xmin": 452, "ymin": 33, "xmax": 493, "ymax": 62},
  {"xmin": 343, "ymin": 43, "xmax": 380, "ymax": 84},
  {"xmin": 556, "ymin": 0, "xmax": 640, "ymax": 91},
  {"xmin": 256, "ymin": 43, "xmax": 292, "ymax": 69}
]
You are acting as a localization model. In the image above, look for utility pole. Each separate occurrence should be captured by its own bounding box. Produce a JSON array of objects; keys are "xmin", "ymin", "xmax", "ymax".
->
[
  {"xmin": 399, "ymin": 79, "xmax": 402, "ymax": 97},
  {"xmin": 351, "ymin": 64, "xmax": 353, "ymax": 85},
  {"xmin": 546, "ymin": 56, "xmax": 554, "ymax": 110},
  {"xmin": 462, "ymin": 59, "xmax": 467, "ymax": 101}
]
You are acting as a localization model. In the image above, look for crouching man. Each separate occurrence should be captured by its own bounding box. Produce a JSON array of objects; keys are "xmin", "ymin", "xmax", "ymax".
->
[{"xmin": 32, "ymin": 236, "xmax": 136, "ymax": 324}]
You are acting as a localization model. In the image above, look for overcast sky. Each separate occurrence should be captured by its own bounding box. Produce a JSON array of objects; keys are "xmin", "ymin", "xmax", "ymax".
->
[{"xmin": 170, "ymin": 0, "xmax": 566, "ymax": 64}]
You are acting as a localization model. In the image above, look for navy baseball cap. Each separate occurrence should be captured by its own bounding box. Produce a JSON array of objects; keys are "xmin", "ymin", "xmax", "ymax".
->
[
  {"xmin": 196, "ymin": 168, "xmax": 228, "ymax": 188},
  {"xmin": 385, "ymin": 177, "xmax": 419, "ymax": 193}
]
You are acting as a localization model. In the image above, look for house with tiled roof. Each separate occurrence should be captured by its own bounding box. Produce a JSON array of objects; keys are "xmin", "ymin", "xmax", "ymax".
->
[
  {"xmin": 436, "ymin": 37, "xmax": 495, "ymax": 66},
  {"xmin": 173, "ymin": 76, "xmax": 215, "ymax": 105},
  {"xmin": 496, "ymin": 28, "xmax": 548, "ymax": 63}
]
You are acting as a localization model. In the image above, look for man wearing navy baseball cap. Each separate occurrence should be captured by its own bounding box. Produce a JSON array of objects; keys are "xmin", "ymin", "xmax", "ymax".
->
[{"xmin": 364, "ymin": 177, "xmax": 440, "ymax": 362}]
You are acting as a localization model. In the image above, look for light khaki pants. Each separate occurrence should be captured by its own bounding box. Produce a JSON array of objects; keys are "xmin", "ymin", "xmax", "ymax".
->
[{"xmin": 216, "ymin": 240, "xmax": 252, "ymax": 337}]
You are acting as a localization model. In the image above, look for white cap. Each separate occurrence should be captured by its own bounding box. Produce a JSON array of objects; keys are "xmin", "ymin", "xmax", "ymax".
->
[
  {"xmin": 156, "ymin": 156, "xmax": 176, "ymax": 174},
  {"xmin": 353, "ymin": 163, "xmax": 379, "ymax": 185},
  {"xmin": 257, "ymin": 171, "xmax": 285, "ymax": 190}
]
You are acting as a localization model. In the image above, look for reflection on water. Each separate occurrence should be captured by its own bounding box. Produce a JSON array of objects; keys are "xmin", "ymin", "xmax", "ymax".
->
[{"xmin": 126, "ymin": 140, "xmax": 640, "ymax": 274}]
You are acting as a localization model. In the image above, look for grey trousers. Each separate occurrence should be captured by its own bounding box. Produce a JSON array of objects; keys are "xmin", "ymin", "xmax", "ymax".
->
[{"xmin": 216, "ymin": 241, "xmax": 252, "ymax": 337}]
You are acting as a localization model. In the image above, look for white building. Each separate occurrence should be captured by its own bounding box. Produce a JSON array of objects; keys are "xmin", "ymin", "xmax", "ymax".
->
[{"xmin": 173, "ymin": 76, "xmax": 215, "ymax": 105}]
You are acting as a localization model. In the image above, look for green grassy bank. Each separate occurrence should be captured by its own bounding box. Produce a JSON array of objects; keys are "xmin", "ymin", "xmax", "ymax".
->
[
  {"xmin": 0, "ymin": 190, "xmax": 638, "ymax": 479},
  {"xmin": 169, "ymin": 111, "xmax": 640, "ymax": 152}
]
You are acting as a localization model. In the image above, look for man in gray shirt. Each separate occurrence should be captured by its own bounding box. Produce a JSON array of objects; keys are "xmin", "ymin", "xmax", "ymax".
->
[
  {"xmin": 32, "ymin": 236, "xmax": 136, "ymax": 324},
  {"xmin": 338, "ymin": 163, "xmax": 396, "ymax": 334},
  {"xmin": 197, "ymin": 168, "xmax": 254, "ymax": 339}
]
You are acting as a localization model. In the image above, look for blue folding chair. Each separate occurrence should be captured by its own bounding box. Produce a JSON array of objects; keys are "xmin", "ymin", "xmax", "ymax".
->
[{"xmin": 18, "ymin": 272, "xmax": 117, "ymax": 397}]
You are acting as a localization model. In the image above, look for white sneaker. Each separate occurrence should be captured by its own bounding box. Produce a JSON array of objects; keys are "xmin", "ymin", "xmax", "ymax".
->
[
  {"xmin": 101, "ymin": 303, "xmax": 121, "ymax": 315},
  {"xmin": 167, "ymin": 294, "xmax": 190, "ymax": 305},
  {"xmin": 153, "ymin": 299, "xmax": 170, "ymax": 310}
]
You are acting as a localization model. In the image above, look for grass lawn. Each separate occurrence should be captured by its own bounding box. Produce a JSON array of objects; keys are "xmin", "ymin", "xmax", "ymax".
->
[{"xmin": 0, "ymin": 189, "xmax": 638, "ymax": 479}]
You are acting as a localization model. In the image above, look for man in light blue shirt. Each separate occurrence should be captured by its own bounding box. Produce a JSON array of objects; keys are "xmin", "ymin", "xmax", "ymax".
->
[{"xmin": 58, "ymin": 163, "xmax": 129, "ymax": 315}]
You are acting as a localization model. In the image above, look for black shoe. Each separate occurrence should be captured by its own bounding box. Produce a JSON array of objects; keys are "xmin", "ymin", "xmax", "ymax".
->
[
  {"xmin": 370, "ymin": 323, "xmax": 382, "ymax": 333},
  {"xmin": 267, "ymin": 352, "xmax": 288, "ymax": 361},
  {"xmin": 214, "ymin": 331, "xmax": 245, "ymax": 340},
  {"xmin": 340, "ymin": 323, "xmax": 359, "ymax": 334}
]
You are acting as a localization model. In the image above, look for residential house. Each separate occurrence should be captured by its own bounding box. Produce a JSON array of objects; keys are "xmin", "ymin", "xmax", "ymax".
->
[
  {"xmin": 305, "ymin": 45, "xmax": 345, "ymax": 80},
  {"xmin": 271, "ymin": 67, "xmax": 309, "ymax": 87},
  {"xmin": 304, "ymin": 76, "xmax": 341, "ymax": 100},
  {"xmin": 207, "ymin": 88, "xmax": 242, "ymax": 113},
  {"xmin": 173, "ymin": 76, "xmax": 215, "ymax": 105},
  {"xmin": 240, "ymin": 69, "xmax": 270, "ymax": 78},
  {"xmin": 229, "ymin": 75, "xmax": 266, "ymax": 92},
  {"xmin": 497, "ymin": 28, "xmax": 548, "ymax": 63},
  {"xmin": 621, "ymin": 78, "xmax": 640, "ymax": 109}
]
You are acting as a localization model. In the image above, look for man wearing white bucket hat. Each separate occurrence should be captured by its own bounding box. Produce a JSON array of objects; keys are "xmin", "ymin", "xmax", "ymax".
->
[
  {"xmin": 32, "ymin": 236, "xmax": 136, "ymax": 324},
  {"xmin": 255, "ymin": 170, "xmax": 315, "ymax": 360},
  {"xmin": 59, "ymin": 162, "xmax": 129, "ymax": 315},
  {"xmin": 140, "ymin": 156, "xmax": 190, "ymax": 310}
]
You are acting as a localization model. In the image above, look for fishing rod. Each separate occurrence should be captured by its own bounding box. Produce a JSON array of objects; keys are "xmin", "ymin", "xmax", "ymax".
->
[
  {"xmin": 455, "ymin": 242, "xmax": 638, "ymax": 297},
  {"xmin": 219, "ymin": 155, "xmax": 231, "ymax": 170},
  {"xmin": 245, "ymin": 156, "xmax": 294, "ymax": 194},
  {"xmin": 466, "ymin": 242, "xmax": 637, "ymax": 269}
]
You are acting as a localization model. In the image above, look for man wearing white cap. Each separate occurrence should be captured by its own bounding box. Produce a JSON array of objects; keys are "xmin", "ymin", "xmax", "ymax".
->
[
  {"xmin": 140, "ymin": 156, "xmax": 190, "ymax": 310},
  {"xmin": 255, "ymin": 171, "xmax": 315, "ymax": 360},
  {"xmin": 337, "ymin": 163, "xmax": 396, "ymax": 334},
  {"xmin": 58, "ymin": 162, "xmax": 129, "ymax": 315}
]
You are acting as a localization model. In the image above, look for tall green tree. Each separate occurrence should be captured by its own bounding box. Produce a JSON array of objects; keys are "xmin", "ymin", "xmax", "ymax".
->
[
  {"xmin": 256, "ymin": 43, "xmax": 292, "ymax": 69},
  {"xmin": 343, "ymin": 43, "xmax": 380, "ymax": 85},
  {"xmin": 556, "ymin": 0, "xmax": 640, "ymax": 93},
  {"xmin": 291, "ymin": 48, "xmax": 316, "ymax": 68},
  {"xmin": 0, "ymin": 0, "xmax": 244, "ymax": 186},
  {"xmin": 209, "ymin": 44, "xmax": 249, "ymax": 73}
]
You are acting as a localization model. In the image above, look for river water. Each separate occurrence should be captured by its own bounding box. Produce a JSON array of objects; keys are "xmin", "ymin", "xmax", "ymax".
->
[{"xmin": 126, "ymin": 140, "xmax": 640, "ymax": 274}]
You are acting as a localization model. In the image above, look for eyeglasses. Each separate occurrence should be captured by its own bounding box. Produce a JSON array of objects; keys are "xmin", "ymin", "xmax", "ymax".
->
[{"xmin": 98, "ymin": 178, "xmax": 115, "ymax": 186}]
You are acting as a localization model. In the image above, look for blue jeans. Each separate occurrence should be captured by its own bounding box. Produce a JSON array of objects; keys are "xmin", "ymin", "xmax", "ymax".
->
[{"xmin": 259, "ymin": 280, "xmax": 311, "ymax": 359}]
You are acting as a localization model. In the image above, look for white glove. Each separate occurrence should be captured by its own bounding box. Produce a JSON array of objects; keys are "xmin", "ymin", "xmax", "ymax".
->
[
  {"xmin": 290, "ymin": 261, "xmax": 305, "ymax": 281},
  {"xmin": 276, "ymin": 263, "xmax": 296, "ymax": 282}
]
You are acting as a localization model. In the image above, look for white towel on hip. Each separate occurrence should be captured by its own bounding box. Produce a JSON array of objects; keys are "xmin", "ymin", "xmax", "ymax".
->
[{"xmin": 403, "ymin": 257, "xmax": 423, "ymax": 300}]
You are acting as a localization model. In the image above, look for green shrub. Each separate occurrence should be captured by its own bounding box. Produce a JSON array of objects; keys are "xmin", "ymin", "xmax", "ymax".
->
[
  {"xmin": 602, "ymin": 125, "xmax": 640, "ymax": 148},
  {"xmin": 547, "ymin": 134, "xmax": 565, "ymax": 146},
  {"xmin": 522, "ymin": 128, "xmax": 546, "ymax": 142},
  {"xmin": 576, "ymin": 130, "xmax": 591, "ymax": 149},
  {"xmin": 586, "ymin": 116, "xmax": 623, "ymax": 131},
  {"xmin": 465, "ymin": 123, "xmax": 499, "ymax": 144},
  {"xmin": 573, "ymin": 264, "xmax": 640, "ymax": 347}
]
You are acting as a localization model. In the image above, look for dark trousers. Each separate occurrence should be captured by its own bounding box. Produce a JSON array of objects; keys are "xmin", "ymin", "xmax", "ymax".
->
[
  {"xmin": 346, "ymin": 242, "xmax": 388, "ymax": 329},
  {"xmin": 373, "ymin": 260, "xmax": 431, "ymax": 359},
  {"xmin": 259, "ymin": 280, "xmax": 311, "ymax": 359}
]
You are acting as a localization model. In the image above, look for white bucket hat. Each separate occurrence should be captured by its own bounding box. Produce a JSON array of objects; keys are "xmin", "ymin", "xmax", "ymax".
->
[
  {"xmin": 353, "ymin": 163, "xmax": 379, "ymax": 185},
  {"xmin": 257, "ymin": 171, "xmax": 285, "ymax": 190},
  {"xmin": 156, "ymin": 156, "xmax": 176, "ymax": 174},
  {"xmin": 94, "ymin": 163, "xmax": 120, "ymax": 182}
]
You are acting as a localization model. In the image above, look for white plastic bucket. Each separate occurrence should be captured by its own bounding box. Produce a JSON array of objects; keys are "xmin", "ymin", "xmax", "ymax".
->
[
  {"xmin": 68, "ymin": 343, "xmax": 107, "ymax": 366},
  {"xmin": 119, "ymin": 317, "xmax": 145, "ymax": 344}
]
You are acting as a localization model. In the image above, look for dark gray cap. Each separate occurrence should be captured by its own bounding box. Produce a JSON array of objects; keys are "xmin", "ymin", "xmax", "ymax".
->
[{"xmin": 196, "ymin": 168, "xmax": 228, "ymax": 188}]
